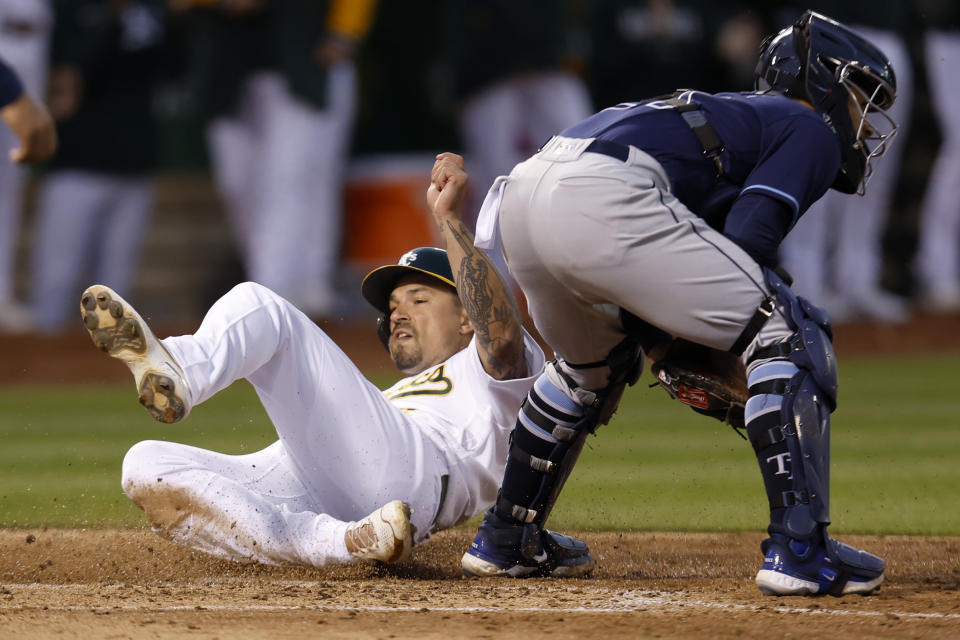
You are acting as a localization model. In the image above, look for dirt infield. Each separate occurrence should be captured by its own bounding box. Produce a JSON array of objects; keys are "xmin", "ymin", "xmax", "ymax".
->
[{"xmin": 1, "ymin": 529, "xmax": 957, "ymax": 639}]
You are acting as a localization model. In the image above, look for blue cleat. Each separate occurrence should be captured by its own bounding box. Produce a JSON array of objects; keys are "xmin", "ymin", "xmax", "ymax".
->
[
  {"xmin": 755, "ymin": 533, "xmax": 885, "ymax": 596},
  {"xmin": 461, "ymin": 511, "xmax": 595, "ymax": 578}
]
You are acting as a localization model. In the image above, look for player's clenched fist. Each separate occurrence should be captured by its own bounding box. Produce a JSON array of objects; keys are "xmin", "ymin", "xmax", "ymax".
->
[{"xmin": 427, "ymin": 152, "xmax": 469, "ymax": 228}]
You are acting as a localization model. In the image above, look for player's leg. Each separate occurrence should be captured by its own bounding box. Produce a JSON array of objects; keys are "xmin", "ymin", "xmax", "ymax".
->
[
  {"xmin": 914, "ymin": 30, "xmax": 960, "ymax": 310},
  {"xmin": 83, "ymin": 280, "xmax": 448, "ymax": 544},
  {"xmin": 459, "ymin": 78, "xmax": 524, "ymax": 224},
  {"xmin": 743, "ymin": 271, "xmax": 884, "ymax": 595},
  {"xmin": 256, "ymin": 63, "xmax": 356, "ymax": 314},
  {"xmin": 0, "ymin": 134, "xmax": 28, "ymax": 324},
  {"xmin": 92, "ymin": 176, "xmax": 153, "ymax": 298},
  {"xmin": 832, "ymin": 27, "xmax": 912, "ymax": 323},
  {"xmin": 122, "ymin": 439, "xmax": 411, "ymax": 566},
  {"xmin": 464, "ymin": 148, "xmax": 665, "ymax": 577},
  {"xmin": 33, "ymin": 171, "xmax": 111, "ymax": 332},
  {"xmin": 171, "ymin": 282, "xmax": 446, "ymax": 541},
  {"xmin": 205, "ymin": 79, "xmax": 260, "ymax": 264}
]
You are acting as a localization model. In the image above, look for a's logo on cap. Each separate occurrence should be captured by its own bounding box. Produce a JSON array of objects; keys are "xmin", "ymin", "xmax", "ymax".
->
[{"xmin": 398, "ymin": 250, "xmax": 418, "ymax": 266}]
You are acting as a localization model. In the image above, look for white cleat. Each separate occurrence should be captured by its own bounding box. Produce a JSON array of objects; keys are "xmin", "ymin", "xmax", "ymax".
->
[
  {"xmin": 344, "ymin": 500, "xmax": 413, "ymax": 564},
  {"xmin": 80, "ymin": 285, "xmax": 192, "ymax": 423}
]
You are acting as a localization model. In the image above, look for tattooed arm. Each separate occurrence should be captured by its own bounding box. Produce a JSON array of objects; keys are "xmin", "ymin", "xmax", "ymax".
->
[{"xmin": 426, "ymin": 152, "xmax": 527, "ymax": 380}]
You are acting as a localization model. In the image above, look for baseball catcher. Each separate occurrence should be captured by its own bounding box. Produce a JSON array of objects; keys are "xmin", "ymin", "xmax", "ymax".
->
[{"xmin": 463, "ymin": 11, "xmax": 895, "ymax": 597}]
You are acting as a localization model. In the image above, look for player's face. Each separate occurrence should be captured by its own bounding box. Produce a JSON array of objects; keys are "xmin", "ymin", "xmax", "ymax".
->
[{"xmin": 387, "ymin": 275, "xmax": 472, "ymax": 375}]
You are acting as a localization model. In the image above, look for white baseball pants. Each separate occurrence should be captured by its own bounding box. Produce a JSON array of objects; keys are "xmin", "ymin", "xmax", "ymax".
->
[
  {"xmin": 780, "ymin": 27, "xmax": 913, "ymax": 305},
  {"xmin": 914, "ymin": 29, "xmax": 960, "ymax": 301},
  {"xmin": 206, "ymin": 65, "xmax": 356, "ymax": 315},
  {"xmin": 30, "ymin": 171, "xmax": 153, "ymax": 332},
  {"xmin": 122, "ymin": 282, "xmax": 447, "ymax": 566}
]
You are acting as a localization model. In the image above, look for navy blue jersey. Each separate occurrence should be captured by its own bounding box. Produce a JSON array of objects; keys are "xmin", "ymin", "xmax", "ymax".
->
[
  {"xmin": 0, "ymin": 56, "xmax": 24, "ymax": 108},
  {"xmin": 562, "ymin": 90, "xmax": 842, "ymax": 266}
]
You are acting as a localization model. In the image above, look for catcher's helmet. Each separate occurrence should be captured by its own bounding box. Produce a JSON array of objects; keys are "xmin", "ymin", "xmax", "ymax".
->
[
  {"xmin": 361, "ymin": 247, "xmax": 457, "ymax": 349},
  {"xmin": 755, "ymin": 11, "xmax": 898, "ymax": 195}
]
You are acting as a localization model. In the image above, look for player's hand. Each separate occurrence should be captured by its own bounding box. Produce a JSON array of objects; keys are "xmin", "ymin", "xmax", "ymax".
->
[
  {"xmin": 0, "ymin": 92, "xmax": 57, "ymax": 164},
  {"xmin": 427, "ymin": 152, "xmax": 469, "ymax": 225}
]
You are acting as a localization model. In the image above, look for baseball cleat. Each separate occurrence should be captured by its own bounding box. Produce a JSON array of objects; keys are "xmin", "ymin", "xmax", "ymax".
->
[
  {"xmin": 345, "ymin": 500, "xmax": 413, "ymax": 564},
  {"xmin": 755, "ymin": 533, "xmax": 885, "ymax": 596},
  {"xmin": 81, "ymin": 285, "xmax": 192, "ymax": 423},
  {"xmin": 462, "ymin": 510, "xmax": 594, "ymax": 578}
]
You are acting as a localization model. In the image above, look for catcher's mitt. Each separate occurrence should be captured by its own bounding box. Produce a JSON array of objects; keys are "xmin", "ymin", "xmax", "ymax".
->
[{"xmin": 650, "ymin": 339, "xmax": 749, "ymax": 431}]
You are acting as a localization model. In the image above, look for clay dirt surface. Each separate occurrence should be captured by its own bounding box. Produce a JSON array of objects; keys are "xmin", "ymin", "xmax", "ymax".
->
[{"xmin": 0, "ymin": 528, "xmax": 958, "ymax": 639}]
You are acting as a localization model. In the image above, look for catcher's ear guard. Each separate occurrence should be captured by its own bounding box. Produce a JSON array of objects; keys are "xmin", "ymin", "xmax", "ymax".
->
[
  {"xmin": 650, "ymin": 339, "xmax": 748, "ymax": 431},
  {"xmin": 376, "ymin": 314, "xmax": 390, "ymax": 350}
]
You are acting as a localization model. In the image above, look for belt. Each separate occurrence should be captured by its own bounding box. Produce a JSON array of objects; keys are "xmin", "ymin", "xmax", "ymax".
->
[{"xmin": 585, "ymin": 138, "xmax": 631, "ymax": 163}]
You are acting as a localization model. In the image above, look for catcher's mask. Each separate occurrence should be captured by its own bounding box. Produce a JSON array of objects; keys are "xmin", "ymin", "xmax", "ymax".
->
[
  {"xmin": 360, "ymin": 247, "xmax": 457, "ymax": 349},
  {"xmin": 755, "ymin": 10, "xmax": 898, "ymax": 195}
]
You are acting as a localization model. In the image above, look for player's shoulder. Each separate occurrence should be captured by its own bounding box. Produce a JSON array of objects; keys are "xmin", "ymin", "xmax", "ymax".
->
[
  {"xmin": 713, "ymin": 91, "xmax": 819, "ymax": 119},
  {"xmin": 731, "ymin": 92, "xmax": 837, "ymax": 147}
]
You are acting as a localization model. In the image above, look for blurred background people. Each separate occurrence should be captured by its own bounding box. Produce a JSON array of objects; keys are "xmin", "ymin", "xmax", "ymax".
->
[
  {"xmin": 443, "ymin": 0, "xmax": 593, "ymax": 226},
  {"xmin": 777, "ymin": 2, "xmax": 915, "ymax": 324},
  {"xmin": 913, "ymin": 1, "xmax": 960, "ymax": 312},
  {"xmin": 2, "ymin": 1, "xmax": 954, "ymax": 333},
  {"xmin": 29, "ymin": 0, "xmax": 171, "ymax": 333},
  {"xmin": 585, "ymin": 0, "xmax": 755, "ymax": 105},
  {"xmin": 176, "ymin": 0, "xmax": 376, "ymax": 318},
  {"xmin": 0, "ymin": 0, "xmax": 53, "ymax": 332}
]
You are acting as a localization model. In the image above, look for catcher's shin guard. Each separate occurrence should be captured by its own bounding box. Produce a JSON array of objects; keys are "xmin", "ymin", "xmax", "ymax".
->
[
  {"xmin": 744, "ymin": 269, "xmax": 838, "ymax": 540},
  {"xmin": 494, "ymin": 338, "xmax": 642, "ymax": 543},
  {"xmin": 495, "ymin": 369, "xmax": 589, "ymax": 531}
]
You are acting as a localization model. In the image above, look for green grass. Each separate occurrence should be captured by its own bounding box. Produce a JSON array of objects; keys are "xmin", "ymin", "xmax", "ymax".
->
[
  {"xmin": 0, "ymin": 382, "xmax": 277, "ymax": 528},
  {"xmin": 1, "ymin": 354, "xmax": 959, "ymax": 534}
]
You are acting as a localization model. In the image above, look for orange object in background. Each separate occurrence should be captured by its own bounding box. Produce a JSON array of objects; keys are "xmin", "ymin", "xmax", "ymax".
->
[{"xmin": 343, "ymin": 155, "xmax": 439, "ymax": 268}]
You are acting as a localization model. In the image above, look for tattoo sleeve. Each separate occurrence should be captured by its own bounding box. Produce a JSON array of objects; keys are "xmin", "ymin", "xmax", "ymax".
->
[{"xmin": 444, "ymin": 219, "xmax": 527, "ymax": 379}]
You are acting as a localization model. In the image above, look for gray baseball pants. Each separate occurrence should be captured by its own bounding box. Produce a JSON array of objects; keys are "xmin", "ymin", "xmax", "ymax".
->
[{"xmin": 497, "ymin": 136, "xmax": 792, "ymax": 390}]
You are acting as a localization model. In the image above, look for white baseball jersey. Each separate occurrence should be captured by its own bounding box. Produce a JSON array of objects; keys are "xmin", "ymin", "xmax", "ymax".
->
[
  {"xmin": 384, "ymin": 332, "xmax": 545, "ymax": 530},
  {"xmin": 120, "ymin": 282, "xmax": 543, "ymax": 567}
]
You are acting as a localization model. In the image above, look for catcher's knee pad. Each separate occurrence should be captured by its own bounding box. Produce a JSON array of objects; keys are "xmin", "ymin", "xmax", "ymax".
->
[
  {"xmin": 752, "ymin": 268, "xmax": 838, "ymax": 407},
  {"xmin": 745, "ymin": 274, "xmax": 838, "ymax": 540}
]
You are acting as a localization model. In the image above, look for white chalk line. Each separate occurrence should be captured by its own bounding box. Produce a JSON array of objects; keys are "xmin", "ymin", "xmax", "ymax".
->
[{"xmin": 1, "ymin": 584, "xmax": 957, "ymax": 621}]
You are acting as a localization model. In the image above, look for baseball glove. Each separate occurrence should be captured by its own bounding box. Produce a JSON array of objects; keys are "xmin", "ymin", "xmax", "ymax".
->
[{"xmin": 650, "ymin": 338, "xmax": 749, "ymax": 431}]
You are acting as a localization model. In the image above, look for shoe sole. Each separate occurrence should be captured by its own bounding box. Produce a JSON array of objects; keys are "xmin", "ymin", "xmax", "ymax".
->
[
  {"xmin": 756, "ymin": 569, "xmax": 884, "ymax": 596},
  {"xmin": 461, "ymin": 552, "xmax": 595, "ymax": 578},
  {"xmin": 461, "ymin": 552, "xmax": 540, "ymax": 578},
  {"xmin": 549, "ymin": 555, "xmax": 596, "ymax": 578},
  {"xmin": 81, "ymin": 285, "xmax": 189, "ymax": 424}
]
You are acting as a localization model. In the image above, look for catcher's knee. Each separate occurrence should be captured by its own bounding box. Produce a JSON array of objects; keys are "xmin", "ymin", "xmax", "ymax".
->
[{"xmin": 745, "ymin": 268, "xmax": 838, "ymax": 408}]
